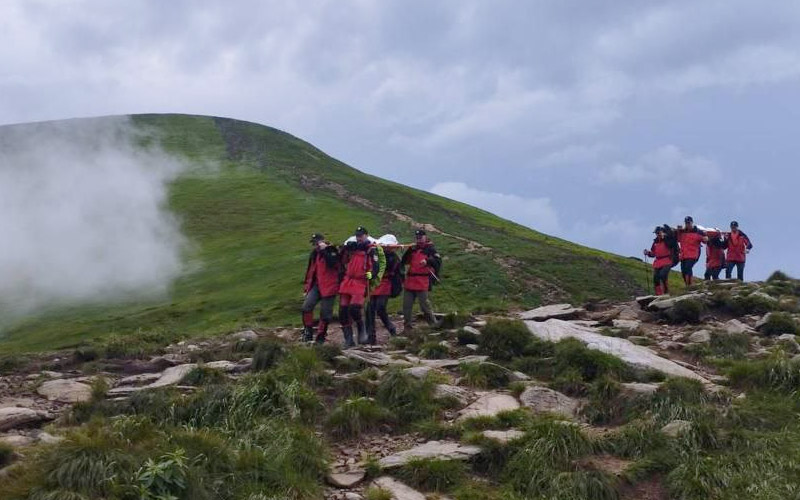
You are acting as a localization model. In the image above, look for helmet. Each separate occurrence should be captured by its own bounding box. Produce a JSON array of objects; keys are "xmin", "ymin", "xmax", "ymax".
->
[{"xmin": 378, "ymin": 234, "xmax": 399, "ymax": 246}]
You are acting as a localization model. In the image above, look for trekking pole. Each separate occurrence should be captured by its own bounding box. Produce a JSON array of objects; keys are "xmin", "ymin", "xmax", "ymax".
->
[
  {"xmin": 643, "ymin": 255, "xmax": 652, "ymax": 295},
  {"xmin": 429, "ymin": 270, "xmax": 463, "ymax": 315}
]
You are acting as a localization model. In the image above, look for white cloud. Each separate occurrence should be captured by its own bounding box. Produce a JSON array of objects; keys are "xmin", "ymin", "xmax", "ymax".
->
[
  {"xmin": 429, "ymin": 182, "xmax": 560, "ymax": 234},
  {"xmin": 598, "ymin": 145, "xmax": 722, "ymax": 194}
]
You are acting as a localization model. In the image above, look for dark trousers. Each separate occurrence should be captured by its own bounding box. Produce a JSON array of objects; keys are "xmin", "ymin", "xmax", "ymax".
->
[
  {"xmin": 680, "ymin": 259, "xmax": 698, "ymax": 277},
  {"xmin": 403, "ymin": 290, "xmax": 436, "ymax": 327},
  {"xmin": 726, "ymin": 261, "xmax": 745, "ymax": 281},
  {"xmin": 367, "ymin": 295, "xmax": 396, "ymax": 335},
  {"xmin": 704, "ymin": 266, "xmax": 723, "ymax": 281},
  {"xmin": 653, "ymin": 266, "xmax": 671, "ymax": 293},
  {"xmin": 301, "ymin": 285, "xmax": 335, "ymax": 326}
]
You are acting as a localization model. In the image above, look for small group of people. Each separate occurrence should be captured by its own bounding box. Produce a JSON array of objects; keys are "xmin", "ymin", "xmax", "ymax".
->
[
  {"xmin": 644, "ymin": 216, "xmax": 753, "ymax": 295},
  {"xmin": 301, "ymin": 226, "xmax": 442, "ymax": 346}
]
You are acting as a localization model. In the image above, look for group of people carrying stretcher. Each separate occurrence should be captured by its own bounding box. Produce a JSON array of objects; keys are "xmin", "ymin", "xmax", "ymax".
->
[
  {"xmin": 644, "ymin": 216, "xmax": 753, "ymax": 296},
  {"xmin": 301, "ymin": 226, "xmax": 442, "ymax": 346}
]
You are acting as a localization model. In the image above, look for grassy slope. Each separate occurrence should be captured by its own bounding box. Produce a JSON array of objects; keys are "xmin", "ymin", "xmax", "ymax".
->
[{"xmin": 0, "ymin": 114, "xmax": 656, "ymax": 352}]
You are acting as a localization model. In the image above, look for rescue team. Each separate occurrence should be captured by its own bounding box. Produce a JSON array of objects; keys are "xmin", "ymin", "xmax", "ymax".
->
[
  {"xmin": 302, "ymin": 227, "xmax": 442, "ymax": 346},
  {"xmin": 644, "ymin": 217, "xmax": 753, "ymax": 296}
]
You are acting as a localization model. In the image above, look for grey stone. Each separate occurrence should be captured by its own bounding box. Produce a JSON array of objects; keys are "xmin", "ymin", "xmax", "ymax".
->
[
  {"xmin": 462, "ymin": 326, "xmax": 482, "ymax": 337},
  {"xmin": 378, "ymin": 441, "xmax": 482, "ymax": 469},
  {"xmin": 343, "ymin": 350, "xmax": 412, "ymax": 367},
  {"xmin": 327, "ymin": 469, "xmax": 366, "ymax": 488},
  {"xmin": 118, "ymin": 373, "xmax": 162, "ymax": 386},
  {"xmin": 725, "ymin": 319, "xmax": 754, "ymax": 335},
  {"xmin": 482, "ymin": 429, "xmax": 525, "ymax": 444},
  {"xmin": 0, "ymin": 407, "xmax": 50, "ymax": 432},
  {"xmin": 37, "ymin": 379, "xmax": 92, "ymax": 403},
  {"xmin": 457, "ymin": 392, "xmax": 519, "ymax": 420},
  {"xmin": 404, "ymin": 366, "xmax": 432, "ymax": 379},
  {"xmin": 520, "ymin": 304, "xmax": 585, "ymax": 321},
  {"xmin": 620, "ymin": 382, "xmax": 660, "ymax": 397},
  {"xmin": 526, "ymin": 319, "xmax": 709, "ymax": 382},
  {"xmin": 661, "ymin": 420, "xmax": 692, "ymax": 438},
  {"xmin": 457, "ymin": 355, "xmax": 489, "ymax": 364},
  {"xmin": 372, "ymin": 477, "xmax": 426, "ymax": 500},
  {"xmin": 148, "ymin": 364, "xmax": 198, "ymax": 388},
  {"xmin": 612, "ymin": 319, "xmax": 641, "ymax": 330},
  {"xmin": 647, "ymin": 293, "xmax": 705, "ymax": 311},
  {"xmin": 434, "ymin": 384, "xmax": 472, "ymax": 406},
  {"xmin": 419, "ymin": 359, "xmax": 460, "ymax": 369},
  {"xmin": 204, "ymin": 360, "xmax": 238, "ymax": 372},
  {"xmin": 37, "ymin": 432, "xmax": 64, "ymax": 444},
  {"xmin": 519, "ymin": 386, "xmax": 578, "ymax": 418},
  {"xmin": 0, "ymin": 434, "xmax": 34, "ymax": 448},
  {"xmin": 232, "ymin": 329, "xmax": 259, "ymax": 341},
  {"xmin": 636, "ymin": 295, "xmax": 659, "ymax": 308},
  {"xmin": 688, "ymin": 330, "xmax": 711, "ymax": 343}
]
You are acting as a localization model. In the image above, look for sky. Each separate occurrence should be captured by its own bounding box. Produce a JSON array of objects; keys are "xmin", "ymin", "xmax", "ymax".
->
[{"xmin": 2, "ymin": 0, "xmax": 799, "ymax": 280}]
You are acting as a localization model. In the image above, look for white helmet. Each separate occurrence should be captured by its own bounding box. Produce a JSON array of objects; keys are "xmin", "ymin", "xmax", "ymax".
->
[
  {"xmin": 344, "ymin": 235, "xmax": 377, "ymax": 245},
  {"xmin": 377, "ymin": 234, "xmax": 399, "ymax": 246}
]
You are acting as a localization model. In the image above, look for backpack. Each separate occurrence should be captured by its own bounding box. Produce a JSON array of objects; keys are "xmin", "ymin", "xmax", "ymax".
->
[{"xmin": 388, "ymin": 253, "xmax": 405, "ymax": 298}]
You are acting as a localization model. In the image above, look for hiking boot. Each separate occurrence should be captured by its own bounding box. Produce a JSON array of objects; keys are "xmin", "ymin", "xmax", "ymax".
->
[
  {"xmin": 342, "ymin": 326, "xmax": 356, "ymax": 348},
  {"xmin": 315, "ymin": 333, "xmax": 326, "ymax": 344},
  {"xmin": 357, "ymin": 323, "xmax": 369, "ymax": 345},
  {"xmin": 301, "ymin": 326, "xmax": 314, "ymax": 342},
  {"xmin": 388, "ymin": 326, "xmax": 397, "ymax": 337}
]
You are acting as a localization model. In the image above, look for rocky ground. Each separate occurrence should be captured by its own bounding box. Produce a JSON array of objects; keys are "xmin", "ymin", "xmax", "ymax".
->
[{"xmin": 2, "ymin": 277, "xmax": 800, "ymax": 499}]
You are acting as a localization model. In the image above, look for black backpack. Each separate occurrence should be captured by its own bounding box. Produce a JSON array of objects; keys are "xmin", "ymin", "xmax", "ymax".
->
[{"xmin": 387, "ymin": 252, "xmax": 405, "ymax": 298}]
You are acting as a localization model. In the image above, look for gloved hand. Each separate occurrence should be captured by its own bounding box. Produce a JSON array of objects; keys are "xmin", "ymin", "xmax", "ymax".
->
[{"xmin": 366, "ymin": 271, "xmax": 373, "ymax": 280}]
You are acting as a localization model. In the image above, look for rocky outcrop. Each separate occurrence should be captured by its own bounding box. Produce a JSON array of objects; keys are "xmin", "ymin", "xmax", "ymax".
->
[
  {"xmin": 372, "ymin": 477, "xmax": 426, "ymax": 500},
  {"xmin": 518, "ymin": 386, "xmax": 578, "ymax": 418},
  {"xmin": 525, "ymin": 319, "xmax": 709, "ymax": 382},
  {"xmin": 0, "ymin": 407, "xmax": 51, "ymax": 432},
  {"xmin": 456, "ymin": 392, "xmax": 519, "ymax": 421},
  {"xmin": 520, "ymin": 304, "xmax": 585, "ymax": 321},
  {"xmin": 378, "ymin": 441, "xmax": 482, "ymax": 468},
  {"xmin": 37, "ymin": 379, "xmax": 93, "ymax": 403},
  {"xmin": 482, "ymin": 429, "xmax": 525, "ymax": 444}
]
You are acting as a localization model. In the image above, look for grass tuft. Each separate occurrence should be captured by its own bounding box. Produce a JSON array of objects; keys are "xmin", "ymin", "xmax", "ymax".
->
[
  {"xmin": 325, "ymin": 397, "xmax": 390, "ymax": 438},
  {"xmin": 479, "ymin": 319, "xmax": 531, "ymax": 360}
]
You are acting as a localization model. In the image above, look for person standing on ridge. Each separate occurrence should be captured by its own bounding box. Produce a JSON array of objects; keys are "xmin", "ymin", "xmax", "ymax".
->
[
  {"xmin": 301, "ymin": 233, "xmax": 340, "ymax": 343},
  {"xmin": 644, "ymin": 226, "xmax": 673, "ymax": 296},
  {"xmin": 725, "ymin": 221, "xmax": 753, "ymax": 281},
  {"xmin": 339, "ymin": 227, "xmax": 381, "ymax": 347},
  {"xmin": 704, "ymin": 230, "xmax": 727, "ymax": 281},
  {"xmin": 676, "ymin": 216, "xmax": 708, "ymax": 286},
  {"xmin": 366, "ymin": 234, "xmax": 403, "ymax": 343},
  {"xmin": 401, "ymin": 229, "xmax": 441, "ymax": 332}
]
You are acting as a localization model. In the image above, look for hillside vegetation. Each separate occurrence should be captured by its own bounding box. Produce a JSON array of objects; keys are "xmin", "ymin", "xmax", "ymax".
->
[{"xmin": 0, "ymin": 114, "xmax": 649, "ymax": 352}]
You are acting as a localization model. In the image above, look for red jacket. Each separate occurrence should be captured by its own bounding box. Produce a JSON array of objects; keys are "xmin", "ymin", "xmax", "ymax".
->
[
  {"xmin": 726, "ymin": 231, "xmax": 752, "ymax": 263},
  {"xmin": 678, "ymin": 228, "xmax": 705, "ymax": 261},
  {"xmin": 304, "ymin": 246, "xmax": 340, "ymax": 297},
  {"xmin": 339, "ymin": 243, "xmax": 378, "ymax": 297},
  {"xmin": 647, "ymin": 240, "xmax": 673, "ymax": 269},
  {"xmin": 402, "ymin": 243, "xmax": 440, "ymax": 292},
  {"xmin": 705, "ymin": 232, "xmax": 726, "ymax": 269}
]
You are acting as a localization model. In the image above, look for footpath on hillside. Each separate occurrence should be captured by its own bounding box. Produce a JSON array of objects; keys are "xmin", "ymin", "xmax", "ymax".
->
[{"xmin": 1, "ymin": 276, "xmax": 800, "ymax": 499}]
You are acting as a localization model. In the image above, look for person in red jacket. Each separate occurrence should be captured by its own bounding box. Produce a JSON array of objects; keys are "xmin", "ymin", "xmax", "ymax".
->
[
  {"xmin": 644, "ymin": 226, "xmax": 673, "ymax": 295},
  {"xmin": 339, "ymin": 227, "xmax": 380, "ymax": 347},
  {"xmin": 676, "ymin": 216, "xmax": 708, "ymax": 286},
  {"xmin": 401, "ymin": 229, "xmax": 441, "ymax": 331},
  {"xmin": 365, "ymin": 238, "xmax": 401, "ymax": 343},
  {"xmin": 301, "ymin": 233, "xmax": 340, "ymax": 343},
  {"xmin": 704, "ymin": 231, "xmax": 727, "ymax": 281},
  {"xmin": 725, "ymin": 221, "xmax": 753, "ymax": 281}
]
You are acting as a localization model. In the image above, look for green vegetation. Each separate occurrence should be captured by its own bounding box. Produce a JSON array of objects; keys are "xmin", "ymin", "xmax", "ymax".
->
[
  {"xmin": 459, "ymin": 362, "xmax": 511, "ymax": 389},
  {"xmin": 0, "ymin": 114, "xmax": 651, "ymax": 353},
  {"xmin": 375, "ymin": 369, "xmax": 440, "ymax": 424},
  {"xmin": 666, "ymin": 298, "xmax": 705, "ymax": 324},
  {"xmin": 325, "ymin": 397, "xmax": 390, "ymax": 438},
  {"xmin": 478, "ymin": 319, "xmax": 531, "ymax": 360},
  {"xmin": 760, "ymin": 312, "xmax": 799, "ymax": 336},
  {"xmin": 180, "ymin": 366, "xmax": 228, "ymax": 386},
  {"xmin": 396, "ymin": 458, "xmax": 467, "ymax": 493}
]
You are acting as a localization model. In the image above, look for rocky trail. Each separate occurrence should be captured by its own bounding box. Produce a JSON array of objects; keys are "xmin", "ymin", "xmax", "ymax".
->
[{"xmin": 2, "ymin": 277, "xmax": 800, "ymax": 499}]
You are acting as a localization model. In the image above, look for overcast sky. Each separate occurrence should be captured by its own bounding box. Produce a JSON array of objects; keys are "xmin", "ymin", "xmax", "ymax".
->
[{"xmin": 2, "ymin": 0, "xmax": 799, "ymax": 280}]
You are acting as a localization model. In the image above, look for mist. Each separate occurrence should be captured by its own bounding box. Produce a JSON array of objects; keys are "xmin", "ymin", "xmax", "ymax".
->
[{"xmin": 0, "ymin": 116, "xmax": 189, "ymax": 328}]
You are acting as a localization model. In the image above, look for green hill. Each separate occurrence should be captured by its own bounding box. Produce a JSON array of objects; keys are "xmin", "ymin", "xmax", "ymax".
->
[{"xmin": 0, "ymin": 114, "xmax": 651, "ymax": 352}]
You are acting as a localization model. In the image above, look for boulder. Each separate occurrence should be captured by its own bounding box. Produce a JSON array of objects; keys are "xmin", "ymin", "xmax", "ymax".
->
[
  {"xmin": 482, "ymin": 429, "xmax": 525, "ymax": 444},
  {"xmin": 343, "ymin": 350, "xmax": 411, "ymax": 367},
  {"xmin": 327, "ymin": 469, "xmax": 366, "ymax": 489},
  {"xmin": 0, "ymin": 434, "xmax": 35, "ymax": 448},
  {"xmin": 378, "ymin": 441, "xmax": 482, "ymax": 469},
  {"xmin": 0, "ymin": 408, "xmax": 50, "ymax": 432},
  {"xmin": 456, "ymin": 392, "xmax": 519, "ymax": 421},
  {"xmin": 37, "ymin": 379, "xmax": 92, "ymax": 403},
  {"xmin": 525, "ymin": 319, "xmax": 708, "ymax": 382},
  {"xmin": 148, "ymin": 364, "xmax": 198, "ymax": 388},
  {"xmin": 612, "ymin": 319, "xmax": 641, "ymax": 331},
  {"xmin": 204, "ymin": 360, "xmax": 239, "ymax": 372},
  {"xmin": 519, "ymin": 386, "xmax": 578, "ymax": 418},
  {"xmin": 661, "ymin": 420, "xmax": 692, "ymax": 438},
  {"xmin": 37, "ymin": 432, "xmax": 64, "ymax": 445},
  {"xmin": 404, "ymin": 366, "xmax": 432, "ymax": 379},
  {"xmin": 232, "ymin": 329, "xmax": 259, "ymax": 341},
  {"xmin": 688, "ymin": 330, "xmax": 711, "ymax": 343},
  {"xmin": 462, "ymin": 326, "xmax": 482, "ymax": 337},
  {"xmin": 434, "ymin": 384, "xmax": 472, "ymax": 406},
  {"xmin": 725, "ymin": 319, "xmax": 754, "ymax": 335},
  {"xmin": 520, "ymin": 304, "xmax": 585, "ymax": 321},
  {"xmin": 458, "ymin": 355, "xmax": 490, "ymax": 364},
  {"xmin": 372, "ymin": 477, "xmax": 426, "ymax": 500},
  {"xmin": 419, "ymin": 359, "xmax": 460, "ymax": 369},
  {"xmin": 636, "ymin": 295, "xmax": 659, "ymax": 308},
  {"xmin": 620, "ymin": 382, "xmax": 660, "ymax": 397},
  {"xmin": 647, "ymin": 293, "xmax": 704, "ymax": 312},
  {"xmin": 755, "ymin": 313, "xmax": 772, "ymax": 331},
  {"xmin": 117, "ymin": 373, "xmax": 162, "ymax": 386}
]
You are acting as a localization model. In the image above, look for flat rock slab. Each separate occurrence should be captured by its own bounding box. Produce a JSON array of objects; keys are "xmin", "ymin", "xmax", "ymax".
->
[
  {"xmin": 118, "ymin": 373, "xmax": 163, "ymax": 386},
  {"xmin": 520, "ymin": 304, "xmax": 585, "ymax": 321},
  {"xmin": 327, "ymin": 469, "xmax": 366, "ymax": 489},
  {"xmin": 647, "ymin": 293, "xmax": 705, "ymax": 311},
  {"xmin": 372, "ymin": 477, "xmax": 426, "ymax": 500},
  {"xmin": 37, "ymin": 379, "xmax": 92, "ymax": 403},
  {"xmin": 525, "ymin": 319, "xmax": 708, "ymax": 382},
  {"xmin": 458, "ymin": 355, "xmax": 489, "ymax": 364},
  {"xmin": 636, "ymin": 295, "xmax": 659, "ymax": 308},
  {"xmin": 404, "ymin": 366, "xmax": 433, "ymax": 379},
  {"xmin": 0, "ymin": 434, "xmax": 35, "ymax": 448},
  {"xmin": 0, "ymin": 407, "xmax": 51, "ymax": 432},
  {"xmin": 724, "ymin": 319, "xmax": 754, "ymax": 335},
  {"xmin": 148, "ymin": 364, "xmax": 198, "ymax": 388},
  {"xmin": 434, "ymin": 384, "xmax": 473, "ymax": 406},
  {"xmin": 343, "ymin": 350, "xmax": 412, "ymax": 367},
  {"xmin": 419, "ymin": 359, "xmax": 460, "ymax": 369},
  {"xmin": 620, "ymin": 382, "xmax": 660, "ymax": 397},
  {"xmin": 457, "ymin": 393, "xmax": 519, "ymax": 421},
  {"xmin": 482, "ymin": 429, "xmax": 526, "ymax": 444},
  {"xmin": 519, "ymin": 386, "xmax": 578, "ymax": 418},
  {"xmin": 612, "ymin": 319, "xmax": 641, "ymax": 330},
  {"xmin": 378, "ymin": 441, "xmax": 482, "ymax": 469}
]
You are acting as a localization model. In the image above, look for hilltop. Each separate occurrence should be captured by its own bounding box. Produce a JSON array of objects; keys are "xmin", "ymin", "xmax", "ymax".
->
[{"xmin": 0, "ymin": 114, "xmax": 651, "ymax": 353}]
